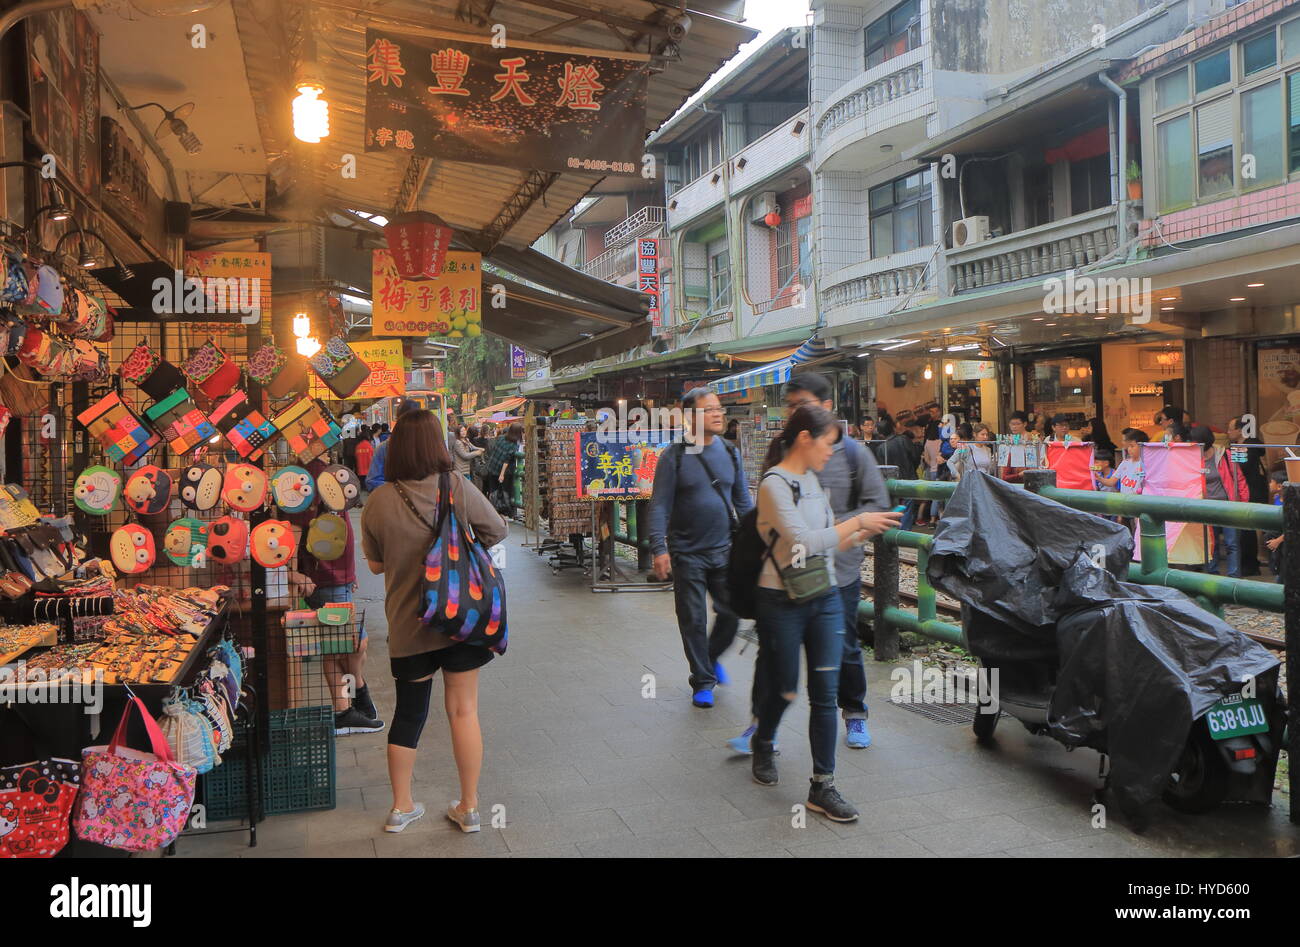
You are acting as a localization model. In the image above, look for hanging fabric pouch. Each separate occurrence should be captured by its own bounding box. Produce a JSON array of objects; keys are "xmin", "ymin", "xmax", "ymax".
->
[
  {"xmin": 72, "ymin": 466, "xmax": 122, "ymax": 516},
  {"xmin": 308, "ymin": 337, "xmax": 371, "ymax": 399},
  {"xmin": 76, "ymin": 393, "xmax": 159, "ymax": 465},
  {"xmin": 182, "ymin": 340, "xmax": 239, "ymax": 399},
  {"xmin": 110, "ymin": 524, "xmax": 155, "ymax": 575}
]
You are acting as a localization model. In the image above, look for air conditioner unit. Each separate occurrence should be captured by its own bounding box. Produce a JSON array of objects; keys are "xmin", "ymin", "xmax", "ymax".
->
[
  {"xmin": 751, "ymin": 191, "xmax": 778, "ymax": 225},
  {"xmin": 952, "ymin": 216, "xmax": 991, "ymax": 248}
]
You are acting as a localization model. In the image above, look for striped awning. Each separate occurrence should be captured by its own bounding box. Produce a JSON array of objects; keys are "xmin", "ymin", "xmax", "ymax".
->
[{"xmin": 712, "ymin": 338, "xmax": 833, "ymax": 395}]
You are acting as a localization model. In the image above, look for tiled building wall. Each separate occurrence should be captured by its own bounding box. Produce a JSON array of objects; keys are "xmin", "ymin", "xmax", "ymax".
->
[
  {"xmin": 1140, "ymin": 180, "xmax": 1300, "ymax": 246},
  {"xmin": 1194, "ymin": 338, "xmax": 1249, "ymax": 429},
  {"xmin": 811, "ymin": 4, "xmax": 868, "ymax": 107},
  {"xmin": 816, "ymin": 170, "xmax": 869, "ymax": 273}
]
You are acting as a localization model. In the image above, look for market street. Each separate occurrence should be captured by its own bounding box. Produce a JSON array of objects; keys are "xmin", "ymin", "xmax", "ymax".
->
[{"xmin": 177, "ymin": 516, "xmax": 1300, "ymax": 859}]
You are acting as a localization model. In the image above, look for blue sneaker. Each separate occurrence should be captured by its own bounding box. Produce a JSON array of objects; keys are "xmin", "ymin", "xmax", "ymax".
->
[
  {"xmin": 845, "ymin": 717, "xmax": 871, "ymax": 749},
  {"xmin": 692, "ymin": 688, "xmax": 714, "ymax": 708},
  {"xmin": 727, "ymin": 724, "xmax": 755, "ymax": 754},
  {"xmin": 714, "ymin": 661, "xmax": 730, "ymax": 686}
]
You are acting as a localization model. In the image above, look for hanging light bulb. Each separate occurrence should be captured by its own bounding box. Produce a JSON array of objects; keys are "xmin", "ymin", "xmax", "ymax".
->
[
  {"xmin": 923, "ymin": 364, "xmax": 933, "ymax": 381},
  {"xmin": 296, "ymin": 336, "xmax": 322, "ymax": 357},
  {"xmin": 944, "ymin": 362, "xmax": 954, "ymax": 376},
  {"xmin": 293, "ymin": 83, "xmax": 329, "ymax": 143},
  {"xmin": 292, "ymin": 311, "xmax": 312, "ymax": 339}
]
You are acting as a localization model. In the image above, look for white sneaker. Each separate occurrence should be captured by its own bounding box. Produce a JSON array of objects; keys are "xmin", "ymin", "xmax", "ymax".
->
[
  {"xmin": 446, "ymin": 801, "xmax": 481, "ymax": 833},
  {"xmin": 384, "ymin": 802, "xmax": 425, "ymax": 833}
]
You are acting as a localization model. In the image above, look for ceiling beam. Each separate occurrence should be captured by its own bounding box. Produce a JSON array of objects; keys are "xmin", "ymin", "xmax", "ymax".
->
[
  {"xmin": 472, "ymin": 170, "xmax": 560, "ymax": 253},
  {"xmin": 507, "ymin": 0, "xmax": 670, "ymax": 40}
]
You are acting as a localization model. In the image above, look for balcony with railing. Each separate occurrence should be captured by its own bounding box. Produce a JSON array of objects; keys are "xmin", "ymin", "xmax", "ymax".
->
[
  {"xmin": 604, "ymin": 205, "xmax": 667, "ymax": 248},
  {"xmin": 946, "ymin": 206, "xmax": 1120, "ymax": 294},
  {"xmin": 823, "ymin": 256, "xmax": 935, "ymax": 315},
  {"xmin": 814, "ymin": 47, "xmax": 932, "ymax": 169},
  {"xmin": 581, "ymin": 241, "xmax": 639, "ymax": 284}
]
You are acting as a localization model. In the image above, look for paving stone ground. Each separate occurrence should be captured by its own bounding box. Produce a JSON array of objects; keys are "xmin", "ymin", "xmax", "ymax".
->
[{"xmin": 179, "ymin": 522, "xmax": 1300, "ymax": 858}]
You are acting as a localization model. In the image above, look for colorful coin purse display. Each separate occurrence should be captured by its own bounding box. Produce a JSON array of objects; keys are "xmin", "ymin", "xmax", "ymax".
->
[
  {"xmin": 123, "ymin": 466, "xmax": 173, "ymax": 516},
  {"xmin": 247, "ymin": 342, "xmax": 308, "ymax": 398},
  {"xmin": 179, "ymin": 464, "xmax": 223, "ymax": 512},
  {"xmin": 208, "ymin": 390, "xmax": 277, "ymax": 461},
  {"xmin": 271, "ymin": 465, "xmax": 316, "ymax": 513},
  {"xmin": 181, "ymin": 340, "xmax": 240, "ymax": 399},
  {"xmin": 119, "ymin": 341, "xmax": 187, "ymax": 403},
  {"xmin": 308, "ymin": 337, "xmax": 372, "ymax": 399},
  {"xmin": 207, "ymin": 516, "xmax": 248, "ymax": 565},
  {"xmin": 221, "ymin": 464, "xmax": 267, "ymax": 513},
  {"xmin": 163, "ymin": 518, "xmax": 209, "ymax": 568},
  {"xmin": 272, "ymin": 398, "xmax": 341, "ymax": 464},
  {"xmin": 110, "ymin": 524, "xmax": 156, "ymax": 575},
  {"xmin": 250, "ymin": 519, "xmax": 295, "ymax": 568},
  {"xmin": 315, "ymin": 464, "xmax": 361, "ymax": 512},
  {"xmin": 144, "ymin": 389, "xmax": 215, "ymax": 456},
  {"xmin": 72, "ymin": 466, "xmax": 122, "ymax": 515},
  {"xmin": 76, "ymin": 393, "xmax": 159, "ymax": 465},
  {"xmin": 305, "ymin": 513, "xmax": 347, "ymax": 561}
]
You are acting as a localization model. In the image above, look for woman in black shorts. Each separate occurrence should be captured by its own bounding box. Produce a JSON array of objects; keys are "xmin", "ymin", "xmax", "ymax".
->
[{"xmin": 361, "ymin": 409, "xmax": 509, "ymax": 834}]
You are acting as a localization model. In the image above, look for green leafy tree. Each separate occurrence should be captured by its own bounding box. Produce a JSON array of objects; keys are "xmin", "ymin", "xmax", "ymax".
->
[{"xmin": 442, "ymin": 333, "xmax": 512, "ymax": 410}]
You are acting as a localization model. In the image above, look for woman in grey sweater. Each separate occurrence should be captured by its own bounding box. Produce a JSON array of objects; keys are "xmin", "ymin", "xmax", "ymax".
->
[
  {"xmin": 752, "ymin": 406, "xmax": 902, "ymax": 822},
  {"xmin": 452, "ymin": 424, "xmax": 485, "ymax": 479}
]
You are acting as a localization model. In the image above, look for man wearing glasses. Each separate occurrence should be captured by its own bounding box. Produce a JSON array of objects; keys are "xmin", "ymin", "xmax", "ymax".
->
[{"xmin": 647, "ymin": 387, "xmax": 753, "ymax": 708}]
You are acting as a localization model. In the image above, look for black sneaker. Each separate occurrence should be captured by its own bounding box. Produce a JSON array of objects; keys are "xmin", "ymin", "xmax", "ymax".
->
[
  {"xmin": 353, "ymin": 683, "xmax": 378, "ymax": 720},
  {"xmin": 807, "ymin": 777, "xmax": 859, "ymax": 822},
  {"xmin": 335, "ymin": 706, "xmax": 385, "ymax": 736},
  {"xmin": 752, "ymin": 738, "xmax": 779, "ymax": 786}
]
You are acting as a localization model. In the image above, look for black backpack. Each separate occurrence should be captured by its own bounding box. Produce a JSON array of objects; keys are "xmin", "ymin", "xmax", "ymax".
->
[{"xmin": 726, "ymin": 471, "xmax": 794, "ymax": 621}]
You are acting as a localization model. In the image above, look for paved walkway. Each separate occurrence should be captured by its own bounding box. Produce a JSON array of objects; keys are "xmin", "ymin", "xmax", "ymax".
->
[{"xmin": 181, "ymin": 524, "xmax": 1300, "ymax": 858}]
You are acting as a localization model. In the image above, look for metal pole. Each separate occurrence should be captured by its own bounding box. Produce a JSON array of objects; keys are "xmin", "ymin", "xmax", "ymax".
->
[
  {"xmin": 634, "ymin": 500, "xmax": 652, "ymax": 571},
  {"xmin": 874, "ymin": 465, "xmax": 900, "ymax": 661},
  {"xmin": 1284, "ymin": 481, "xmax": 1299, "ymax": 824}
]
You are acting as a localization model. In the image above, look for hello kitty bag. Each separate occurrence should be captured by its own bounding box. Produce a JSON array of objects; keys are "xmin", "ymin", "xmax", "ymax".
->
[
  {"xmin": 0, "ymin": 759, "xmax": 81, "ymax": 857},
  {"xmin": 74, "ymin": 695, "xmax": 197, "ymax": 852}
]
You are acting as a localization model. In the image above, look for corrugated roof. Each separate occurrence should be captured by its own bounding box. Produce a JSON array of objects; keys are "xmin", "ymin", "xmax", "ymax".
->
[{"xmin": 231, "ymin": 0, "xmax": 756, "ymax": 250}]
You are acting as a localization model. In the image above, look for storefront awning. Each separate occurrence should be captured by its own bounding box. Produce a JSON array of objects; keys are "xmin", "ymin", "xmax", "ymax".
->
[
  {"xmin": 482, "ymin": 275, "xmax": 649, "ymax": 358},
  {"xmin": 712, "ymin": 338, "xmax": 832, "ymax": 394},
  {"xmin": 474, "ymin": 396, "xmax": 526, "ymax": 419}
]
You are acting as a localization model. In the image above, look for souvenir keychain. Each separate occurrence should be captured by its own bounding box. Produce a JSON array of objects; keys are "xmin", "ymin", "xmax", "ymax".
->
[
  {"xmin": 73, "ymin": 466, "xmax": 122, "ymax": 515},
  {"xmin": 123, "ymin": 465, "xmax": 173, "ymax": 516}
]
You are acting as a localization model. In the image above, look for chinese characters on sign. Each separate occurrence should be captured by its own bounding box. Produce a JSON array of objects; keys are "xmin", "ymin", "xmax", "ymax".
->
[
  {"xmin": 182, "ymin": 251, "xmax": 271, "ymax": 315},
  {"xmin": 363, "ymin": 29, "xmax": 648, "ymax": 176},
  {"xmin": 575, "ymin": 431, "xmax": 672, "ymax": 500},
  {"xmin": 309, "ymin": 339, "xmax": 406, "ymax": 401},
  {"xmin": 372, "ymin": 249, "xmax": 482, "ymax": 338},
  {"xmin": 510, "ymin": 345, "xmax": 526, "ymax": 380},
  {"xmin": 637, "ymin": 238, "xmax": 661, "ymax": 335}
]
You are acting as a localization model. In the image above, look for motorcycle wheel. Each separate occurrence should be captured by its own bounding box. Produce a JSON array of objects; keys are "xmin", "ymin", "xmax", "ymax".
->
[
  {"xmin": 973, "ymin": 695, "xmax": 999, "ymax": 745},
  {"xmin": 1162, "ymin": 729, "xmax": 1228, "ymax": 814}
]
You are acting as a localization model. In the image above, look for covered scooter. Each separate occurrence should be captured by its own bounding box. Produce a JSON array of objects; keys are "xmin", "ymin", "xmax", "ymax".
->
[{"xmin": 927, "ymin": 472, "xmax": 1283, "ymax": 823}]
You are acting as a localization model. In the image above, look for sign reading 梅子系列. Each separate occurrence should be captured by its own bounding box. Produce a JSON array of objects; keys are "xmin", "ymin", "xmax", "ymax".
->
[{"xmin": 363, "ymin": 29, "xmax": 648, "ymax": 176}]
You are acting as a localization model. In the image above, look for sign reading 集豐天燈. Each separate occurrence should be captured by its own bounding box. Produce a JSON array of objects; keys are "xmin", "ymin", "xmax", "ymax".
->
[
  {"xmin": 372, "ymin": 248, "xmax": 481, "ymax": 337},
  {"xmin": 363, "ymin": 29, "xmax": 648, "ymax": 176}
]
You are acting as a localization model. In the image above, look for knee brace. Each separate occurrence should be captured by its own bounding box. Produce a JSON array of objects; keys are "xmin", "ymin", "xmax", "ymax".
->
[{"xmin": 388, "ymin": 678, "xmax": 433, "ymax": 749}]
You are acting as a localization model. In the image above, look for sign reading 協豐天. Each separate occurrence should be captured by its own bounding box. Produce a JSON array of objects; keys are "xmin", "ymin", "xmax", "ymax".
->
[
  {"xmin": 372, "ymin": 249, "xmax": 482, "ymax": 337},
  {"xmin": 309, "ymin": 338, "xmax": 406, "ymax": 400},
  {"xmin": 363, "ymin": 28, "xmax": 648, "ymax": 176},
  {"xmin": 638, "ymin": 238, "xmax": 661, "ymax": 334}
]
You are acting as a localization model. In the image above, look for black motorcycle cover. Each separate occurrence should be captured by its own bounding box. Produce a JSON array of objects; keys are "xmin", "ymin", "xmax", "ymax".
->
[{"xmin": 929, "ymin": 473, "xmax": 1280, "ymax": 813}]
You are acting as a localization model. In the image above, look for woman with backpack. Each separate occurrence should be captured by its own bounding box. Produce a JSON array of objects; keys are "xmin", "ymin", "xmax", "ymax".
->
[
  {"xmin": 360, "ymin": 409, "xmax": 509, "ymax": 835},
  {"xmin": 750, "ymin": 405, "xmax": 902, "ymax": 822}
]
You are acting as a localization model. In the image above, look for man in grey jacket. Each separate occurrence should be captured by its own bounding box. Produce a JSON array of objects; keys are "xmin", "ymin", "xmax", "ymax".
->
[{"xmin": 730, "ymin": 372, "xmax": 891, "ymax": 753}]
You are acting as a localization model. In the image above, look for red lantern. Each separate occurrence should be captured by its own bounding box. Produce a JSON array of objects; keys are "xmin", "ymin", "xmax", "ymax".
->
[
  {"xmin": 383, "ymin": 211, "xmax": 454, "ymax": 280},
  {"xmin": 764, "ymin": 211, "xmax": 782, "ymax": 228}
]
